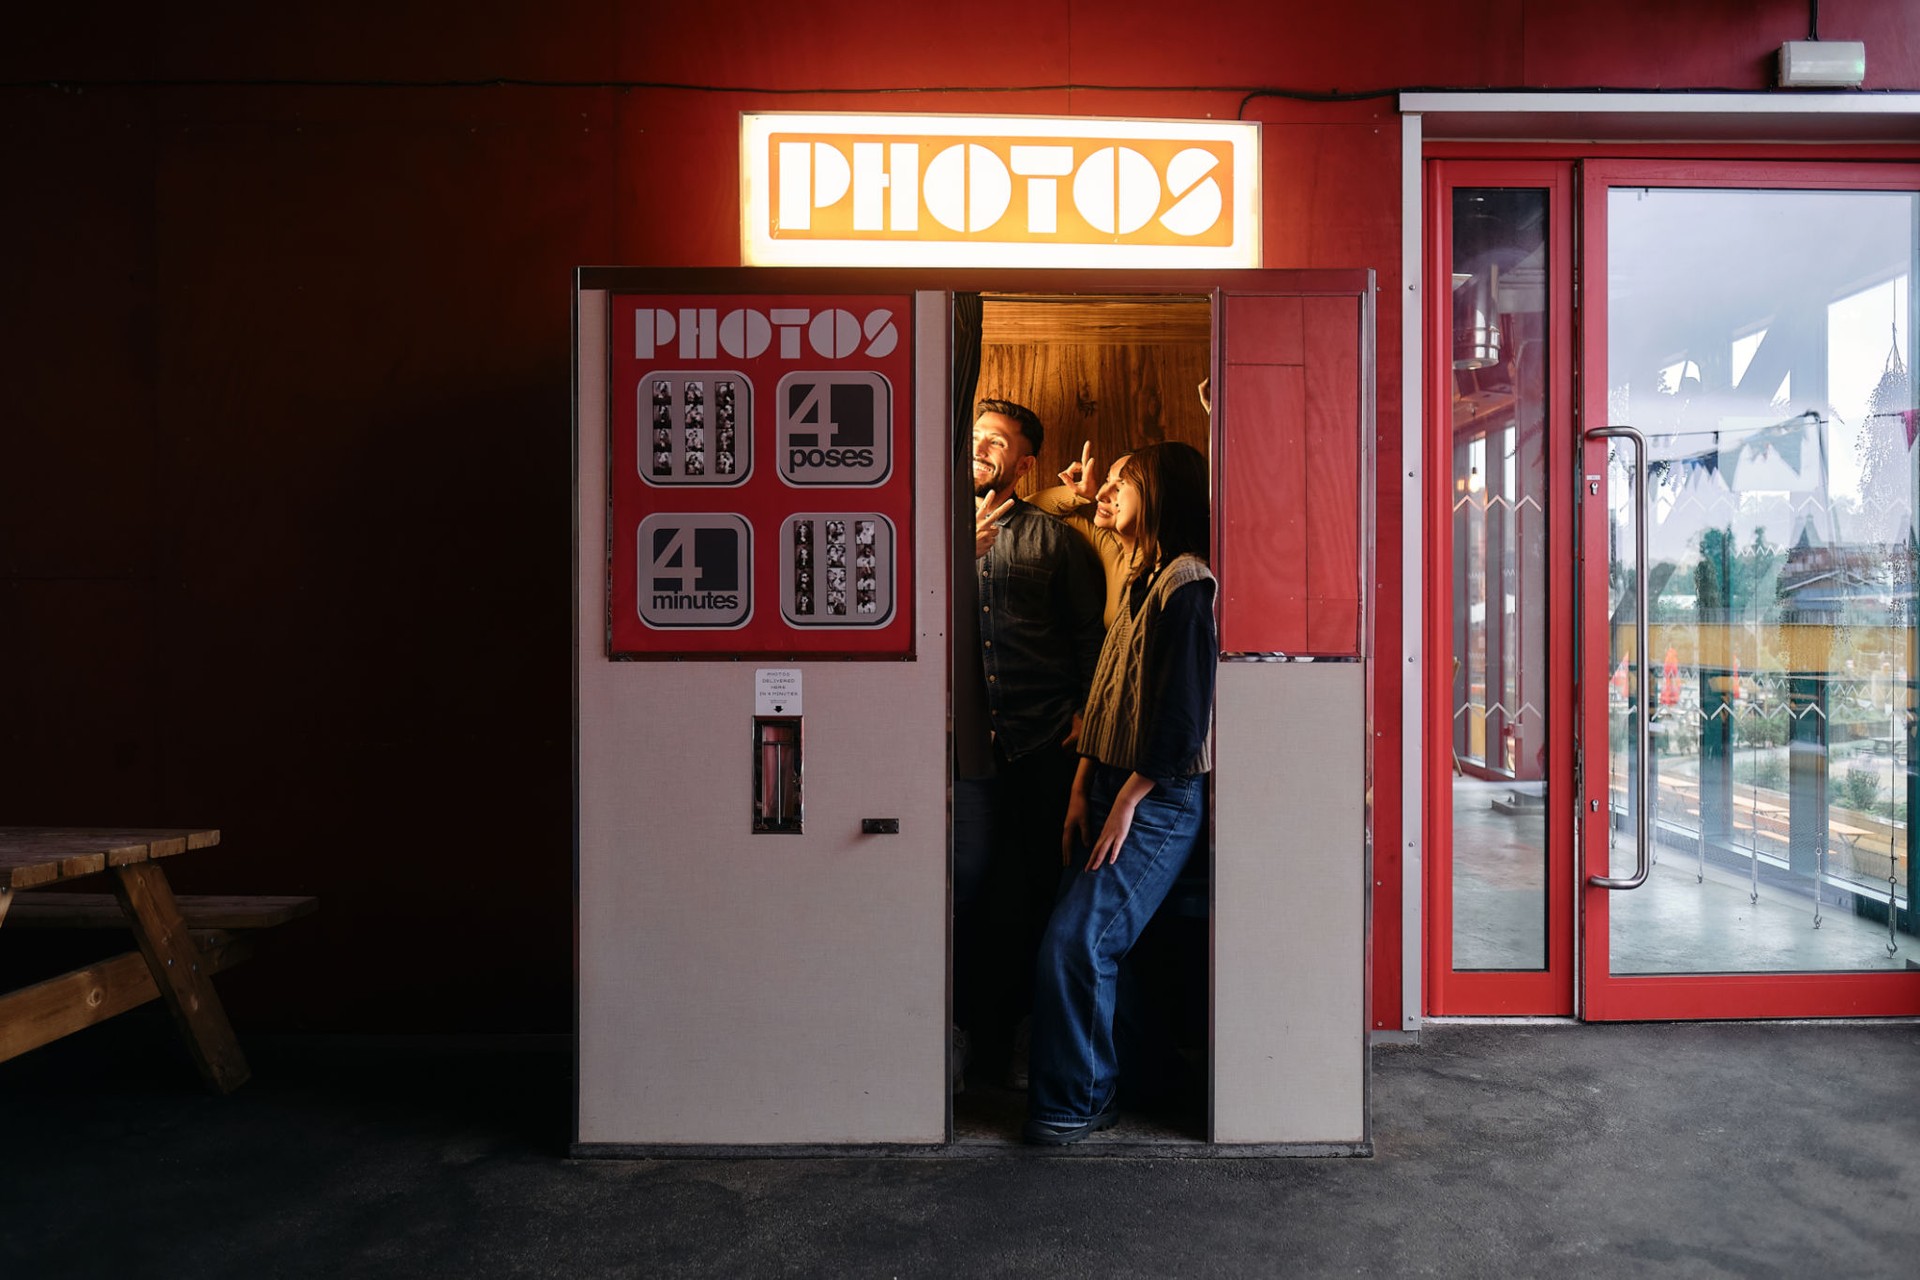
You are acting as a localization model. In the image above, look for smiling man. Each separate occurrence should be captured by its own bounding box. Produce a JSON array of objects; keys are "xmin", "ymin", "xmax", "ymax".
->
[{"xmin": 954, "ymin": 397, "xmax": 1106, "ymax": 1092}]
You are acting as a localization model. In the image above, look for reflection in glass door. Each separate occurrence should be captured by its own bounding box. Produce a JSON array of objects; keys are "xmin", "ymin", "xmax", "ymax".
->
[{"xmin": 1582, "ymin": 165, "xmax": 1920, "ymax": 1019}]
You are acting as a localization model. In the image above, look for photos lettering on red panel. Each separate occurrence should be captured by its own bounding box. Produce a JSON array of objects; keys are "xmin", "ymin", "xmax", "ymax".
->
[{"xmin": 608, "ymin": 295, "xmax": 915, "ymax": 658}]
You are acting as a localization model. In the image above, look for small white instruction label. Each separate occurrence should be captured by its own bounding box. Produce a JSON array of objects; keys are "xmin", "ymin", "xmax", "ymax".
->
[{"xmin": 755, "ymin": 668, "xmax": 803, "ymax": 716}]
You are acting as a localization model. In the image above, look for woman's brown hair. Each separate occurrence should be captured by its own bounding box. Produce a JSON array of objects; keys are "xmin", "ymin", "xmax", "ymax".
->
[{"xmin": 1118, "ymin": 441, "xmax": 1210, "ymax": 585}]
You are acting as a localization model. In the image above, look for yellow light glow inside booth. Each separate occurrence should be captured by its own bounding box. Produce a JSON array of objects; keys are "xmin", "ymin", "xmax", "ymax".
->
[{"xmin": 742, "ymin": 113, "xmax": 1262, "ymax": 269}]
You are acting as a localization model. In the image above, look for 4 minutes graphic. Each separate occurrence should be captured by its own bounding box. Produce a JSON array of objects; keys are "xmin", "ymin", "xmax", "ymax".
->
[{"xmin": 635, "ymin": 513, "xmax": 752, "ymax": 629}]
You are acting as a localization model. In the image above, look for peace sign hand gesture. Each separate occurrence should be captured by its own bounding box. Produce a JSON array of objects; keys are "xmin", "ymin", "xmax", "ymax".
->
[{"xmin": 975, "ymin": 496, "xmax": 1014, "ymax": 558}]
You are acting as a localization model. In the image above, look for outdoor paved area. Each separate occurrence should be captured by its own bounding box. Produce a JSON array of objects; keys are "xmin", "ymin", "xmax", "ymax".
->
[{"xmin": 3, "ymin": 1013, "xmax": 1916, "ymax": 1276}]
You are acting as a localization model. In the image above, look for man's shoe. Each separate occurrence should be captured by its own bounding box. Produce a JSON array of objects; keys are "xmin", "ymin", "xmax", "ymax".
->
[{"xmin": 1022, "ymin": 1097, "xmax": 1120, "ymax": 1146}]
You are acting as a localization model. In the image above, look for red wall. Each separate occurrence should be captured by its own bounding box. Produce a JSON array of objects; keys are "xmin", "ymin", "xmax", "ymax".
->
[{"xmin": 4, "ymin": 2, "xmax": 1917, "ymax": 1031}]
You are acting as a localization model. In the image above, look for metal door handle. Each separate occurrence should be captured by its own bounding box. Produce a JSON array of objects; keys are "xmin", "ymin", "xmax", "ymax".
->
[{"xmin": 1587, "ymin": 425, "xmax": 1651, "ymax": 890}]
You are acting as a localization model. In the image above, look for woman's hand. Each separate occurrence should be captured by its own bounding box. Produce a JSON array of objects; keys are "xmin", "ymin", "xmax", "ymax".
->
[
  {"xmin": 1084, "ymin": 772, "xmax": 1157, "ymax": 871},
  {"xmin": 1057, "ymin": 440, "xmax": 1100, "ymax": 500},
  {"xmin": 1085, "ymin": 802, "xmax": 1136, "ymax": 871}
]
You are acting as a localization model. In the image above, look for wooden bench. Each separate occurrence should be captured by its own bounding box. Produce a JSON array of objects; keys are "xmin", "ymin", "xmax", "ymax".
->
[{"xmin": 4, "ymin": 893, "xmax": 317, "ymax": 931}]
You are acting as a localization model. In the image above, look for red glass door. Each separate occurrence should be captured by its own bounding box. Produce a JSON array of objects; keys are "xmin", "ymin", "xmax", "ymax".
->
[
  {"xmin": 1577, "ymin": 160, "xmax": 1920, "ymax": 1019},
  {"xmin": 1426, "ymin": 161, "xmax": 1577, "ymax": 1014}
]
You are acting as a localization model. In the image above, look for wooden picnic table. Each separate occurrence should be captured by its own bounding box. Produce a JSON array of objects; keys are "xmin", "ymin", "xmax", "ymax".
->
[
  {"xmin": 0, "ymin": 827, "xmax": 314, "ymax": 1093},
  {"xmin": 1828, "ymin": 816, "xmax": 1893, "ymax": 864}
]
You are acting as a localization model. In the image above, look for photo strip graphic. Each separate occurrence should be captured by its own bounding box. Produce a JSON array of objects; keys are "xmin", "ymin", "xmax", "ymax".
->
[
  {"xmin": 780, "ymin": 513, "xmax": 895, "ymax": 627},
  {"xmin": 641, "ymin": 372, "xmax": 751, "ymax": 485}
]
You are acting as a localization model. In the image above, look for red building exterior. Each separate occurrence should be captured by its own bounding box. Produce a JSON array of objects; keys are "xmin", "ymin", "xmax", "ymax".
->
[{"xmin": 5, "ymin": 2, "xmax": 1920, "ymax": 1037}]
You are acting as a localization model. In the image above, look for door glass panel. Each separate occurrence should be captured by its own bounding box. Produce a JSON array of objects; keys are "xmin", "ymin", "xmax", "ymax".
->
[
  {"xmin": 1450, "ymin": 188, "xmax": 1551, "ymax": 969},
  {"xmin": 1603, "ymin": 186, "xmax": 1919, "ymax": 973}
]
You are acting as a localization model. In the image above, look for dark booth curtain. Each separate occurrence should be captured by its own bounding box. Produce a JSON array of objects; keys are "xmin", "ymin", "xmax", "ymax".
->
[{"xmin": 951, "ymin": 293, "xmax": 993, "ymax": 780}]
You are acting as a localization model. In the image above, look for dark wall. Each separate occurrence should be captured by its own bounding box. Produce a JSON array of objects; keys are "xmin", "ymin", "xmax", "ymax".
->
[
  {"xmin": 4, "ymin": 2, "xmax": 1916, "ymax": 1031},
  {"xmin": 1, "ymin": 80, "xmax": 612, "ymax": 1029}
]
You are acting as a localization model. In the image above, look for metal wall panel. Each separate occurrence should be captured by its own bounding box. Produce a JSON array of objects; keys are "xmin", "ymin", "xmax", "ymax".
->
[{"xmin": 1213, "ymin": 661, "xmax": 1369, "ymax": 1144}]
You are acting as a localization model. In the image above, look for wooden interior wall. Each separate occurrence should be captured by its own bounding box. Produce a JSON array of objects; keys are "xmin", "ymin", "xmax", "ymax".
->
[{"xmin": 978, "ymin": 298, "xmax": 1212, "ymax": 498}]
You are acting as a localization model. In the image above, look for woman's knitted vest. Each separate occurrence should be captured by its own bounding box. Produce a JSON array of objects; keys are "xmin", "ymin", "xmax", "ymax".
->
[{"xmin": 1078, "ymin": 554, "xmax": 1216, "ymax": 777}]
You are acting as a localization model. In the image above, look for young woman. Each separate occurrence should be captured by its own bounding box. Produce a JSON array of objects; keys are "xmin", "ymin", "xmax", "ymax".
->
[{"xmin": 1024, "ymin": 440, "xmax": 1218, "ymax": 1145}]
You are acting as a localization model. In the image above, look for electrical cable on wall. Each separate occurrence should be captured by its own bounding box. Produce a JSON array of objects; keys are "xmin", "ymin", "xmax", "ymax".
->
[{"xmin": 5, "ymin": 78, "xmax": 1896, "ymax": 119}]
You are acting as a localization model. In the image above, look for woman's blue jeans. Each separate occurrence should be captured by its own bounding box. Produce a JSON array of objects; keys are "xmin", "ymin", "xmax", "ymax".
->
[{"xmin": 1028, "ymin": 764, "xmax": 1205, "ymax": 1127}]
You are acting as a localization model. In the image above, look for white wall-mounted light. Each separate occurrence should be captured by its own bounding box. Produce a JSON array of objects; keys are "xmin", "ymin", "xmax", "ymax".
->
[{"xmin": 1778, "ymin": 41, "xmax": 1867, "ymax": 89}]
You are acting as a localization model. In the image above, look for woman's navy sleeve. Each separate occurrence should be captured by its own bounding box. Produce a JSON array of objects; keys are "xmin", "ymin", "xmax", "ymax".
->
[{"xmin": 1136, "ymin": 578, "xmax": 1219, "ymax": 785}]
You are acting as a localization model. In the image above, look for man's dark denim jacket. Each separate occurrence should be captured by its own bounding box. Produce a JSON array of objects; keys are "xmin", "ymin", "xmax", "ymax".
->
[{"xmin": 976, "ymin": 498, "xmax": 1105, "ymax": 761}]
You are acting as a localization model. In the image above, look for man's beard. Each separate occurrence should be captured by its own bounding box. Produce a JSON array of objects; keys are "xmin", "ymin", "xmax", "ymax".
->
[{"xmin": 974, "ymin": 460, "xmax": 1010, "ymax": 499}]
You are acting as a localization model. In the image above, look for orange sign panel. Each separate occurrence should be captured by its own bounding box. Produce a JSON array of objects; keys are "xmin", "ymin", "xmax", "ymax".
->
[{"xmin": 742, "ymin": 113, "xmax": 1262, "ymax": 268}]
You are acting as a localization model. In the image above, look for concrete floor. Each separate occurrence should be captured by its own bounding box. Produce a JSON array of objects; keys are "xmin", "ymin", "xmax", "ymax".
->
[
  {"xmin": 1451, "ymin": 778, "xmax": 1551, "ymax": 968},
  {"xmin": 1451, "ymin": 777, "xmax": 1915, "ymax": 974},
  {"xmin": 1612, "ymin": 854, "xmax": 1914, "ymax": 973},
  {"xmin": 3, "ymin": 1013, "xmax": 1916, "ymax": 1277}
]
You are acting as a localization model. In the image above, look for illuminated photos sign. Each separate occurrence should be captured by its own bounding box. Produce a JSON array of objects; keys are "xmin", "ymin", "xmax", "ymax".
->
[{"xmin": 741, "ymin": 113, "xmax": 1261, "ymax": 268}]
